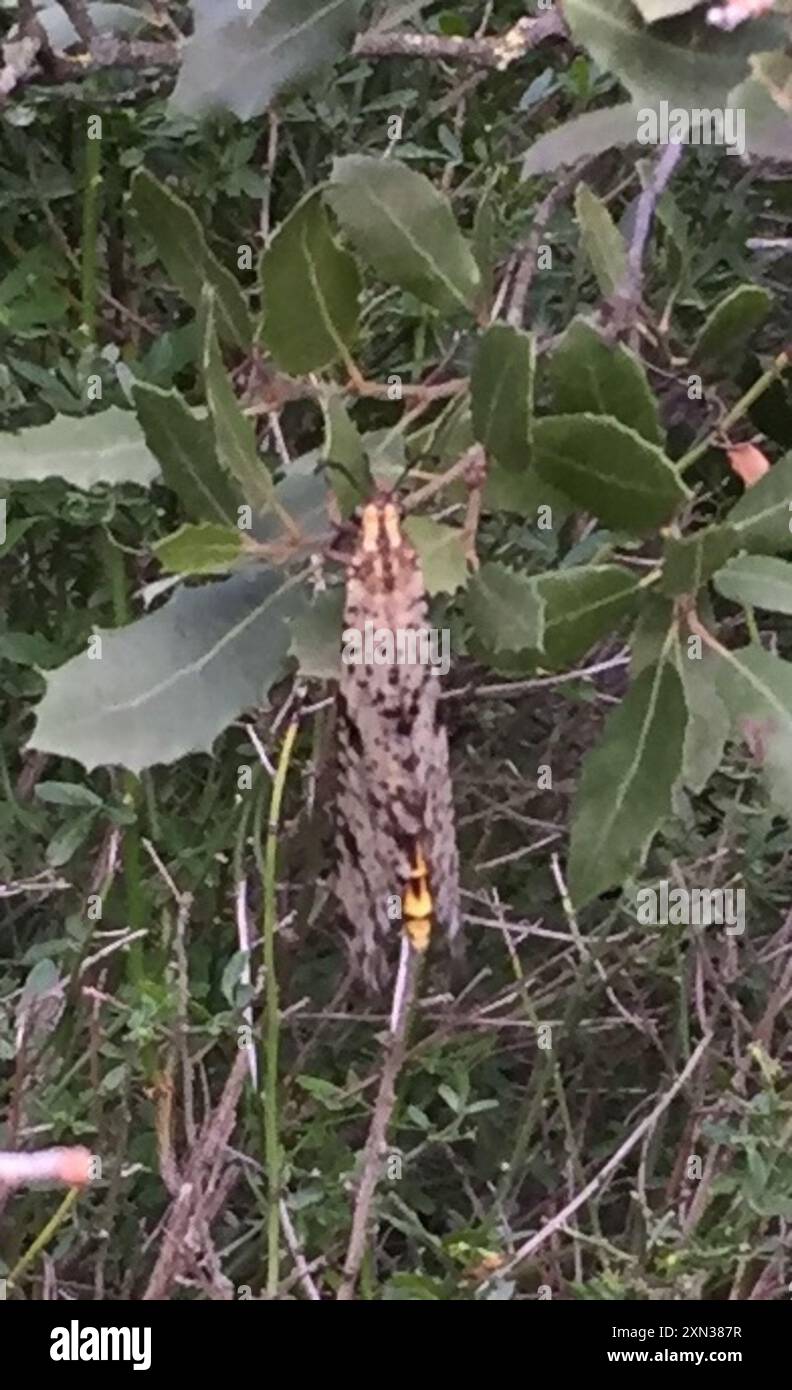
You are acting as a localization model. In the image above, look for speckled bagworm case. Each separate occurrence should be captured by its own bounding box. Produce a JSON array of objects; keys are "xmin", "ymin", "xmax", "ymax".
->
[{"xmin": 335, "ymin": 496, "xmax": 459, "ymax": 989}]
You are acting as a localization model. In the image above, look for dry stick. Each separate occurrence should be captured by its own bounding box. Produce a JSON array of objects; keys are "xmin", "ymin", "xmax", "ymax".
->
[
  {"xmin": 607, "ymin": 142, "xmax": 685, "ymax": 338},
  {"xmin": 443, "ymin": 651, "xmax": 630, "ymax": 702},
  {"xmin": 56, "ymin": 0, "xmax": 96, "ymax": 44},
  {"xmin": 5, "ymin": 10, "xmax": 566, "ymax": 95},
  {"xmin": 404, "ymin": 444, "xmax": 484, "ymax": 512},
  {"xmin": 478, "ymin": 1032, "xmax": 712, "ymax": 1289},
  {"xmin": 353, "ymin": 11, "xmax": 566, "ymax": 67},
  {"xmin": 336, "ymin": 949, "xmax": 422, "ymax": 1300},
  {"xmin": 505, "ymin": 158, "xmax": 597, "ymax": 329},
  {"xmin": 279, "ymin": 1199, "xmax": 322, "ymax": 1302},
  {"xmin": 263, "ymin": 708, "xmax": 302, "ymax": 1299}
]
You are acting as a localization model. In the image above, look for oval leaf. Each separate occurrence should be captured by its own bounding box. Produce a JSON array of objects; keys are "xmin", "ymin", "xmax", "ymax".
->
[
  {"xmin": 326, "ymin": 156, "xmax": 481, "ymax": 315},
  {"xmin": 133, "ymin": 382, "xmax": 241, "ymax": 526},
  {"xmin": 727, "ymin": 451, "xmax": 792, "ymax": 553},
  {"xmin": 471, "ymin": 324, "xmax": 535, "ymax": 469},
  {"xmin": 694, "ymin": 284, "xmax": 773, "ymax": 369},
  {"xmin": 261, "ymin": 191, "xmax": 360, "ymax": 373},
  {"xmin": 0, "ymin": 408, "xmax": 159, "ymax": 489},
  {"xmin": 131, "ymin": 168, "xmax": 251, "ymax": 350},
  {"xmin": 171, "ymin": 0, "xmax": 362, "ymax": 121},
  {"xmin": 29, "ymin": 569, "xmax": 305, "ymax": 772},
  {"xmin": 568, "ymin": 658, "xmax": 687, "ymax": 907},
  {"xmin": 533, "ymin": 414, "xmax": 690, "ymax": 533},
  {"xmin": 153, "ymin": 523, "xmax": 246, "ymax": 577},
  {"xmin": 713, "ymin": 553, "xmax": 792, "ymax": 613},
  {"xmin": 575, "ymin": 183, "xmax": 628, "ymax": 298},
  {"xmin": 548, "ymin": 317, "xmax": 662, "ymax": 446}
]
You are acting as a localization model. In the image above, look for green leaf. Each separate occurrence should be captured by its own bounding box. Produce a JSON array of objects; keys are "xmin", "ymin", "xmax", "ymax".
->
[
  {"xmin": 533, "ymin": 415, "xmax": 690, "ymax": 533},
  {"xmin": 713, "ymin": 554, "xmax": 792, "ymax": 614},
  {"xmin": 537, "ymin": 565, "xmax": 642, "ymax": 668},
  {"xmin": 575, "ymin": 184, "xmax": 627, "ymax": 298},
  {"xmin": 483, "ymin": 463, "xmax": 570, "ymax": 521},
  {"xmin": 471, "ymin": 324, "xmax": 535, "ymax": 469},
  {"xmin": 0, "ymin": 629, "xmax": 56, "ymax": 667},
  {"xmin": 171, "ymin": 0, "xmax": 362, "ymax": 121},
  {"xmin": 322, "ymin": 394, "xmax": 371, "ymax": 517},
  {"xmin": 472, "ymin": 187, "xmax": 496, "ymax": 306},
  {"xmin": 568, "ymin": 658, "xmax": 687, "ymax": 906},
  {"xmin": 739, "ymin": 355, "xmax": 792, "ymax": 451},
  {"xmin": 290, "ymin": 588, "xmax": 344, "ymax": 680},
  {"xmin": 35, "ymin": 782, "xmax": 104, "ymax": 809},
  {"xmin": 465, "ymin": 564, "xmax": 544, "ymax": 653},
  {"xmin": 693, "ymin": 285, "xmax": 773, "ymax": 369},
  {"xmin": 564, "ymin": 0, "xmax": 784, "ymax": 109},
  {"xmin": 727, "ymin": 452, "xmax": 792, "ymax": 554},
  {"xmin": 20, "ymin": 959, "xmax": 60, "ymax": 1000},
  {"xmin": 715, "ymin": 644, "xmax": 792, "ymax": 818},
  {"xmin": 133, "ymin": 382, "xmax": 241, "ymax": 526},
  {"xmin": 203, "ymin": 295, "xmax": 277, "ymax": 516},
  {"xmin": 660, "ymin": 525, "xmax": 738, "ymax": 596},
  {"xmin": 630, "ymin": 593, "xmax": 676, "ymax": 677},
  {"xmin": 0, "ymin": 408, "xmax": 159, "ymax": 489},
  {"xmin": 731, "ymin": 74, "xmax": 792, "ymax": 162},
  {"xmin": 131, "ymin": 168, "xmax": 251, "ymax": 349},
  {"xmin": 548, "ymin": 317, "xmax": 662, "ymax": 446},
  {"xmin": 326, "ymin": 156, "xmax": 481, "ymax": 315},
  {"xmin": 260, "ymin": 191, "xmax": 360, "ymax": 373},
  {"xmin": 521, "ymin": 104, "xmax": 639, "ymax": 178},
  {"xmin": 403, "ymin": 517, "xmax": 468, "ymax": 596},
  {"xmin": 675, "ymin": 644, "xmax": 729, "ymax": 794},
  {"xmin": 29, "ymin": 568, "xmax": 305, "ymax": 773},
  {"xmin": 153, "ymin": 523, "xmax": 246, "ymax": 576},
  {"xmin": 0, "ymin": 516, "xmax": 38, "ymax": 559},
  {"xmin": 46, "ymin": 813, "xmax": 98, "ymax": 868},
  {"xmin": 469, "ymin": 565, "xmax": 639, "ymax": 673}
]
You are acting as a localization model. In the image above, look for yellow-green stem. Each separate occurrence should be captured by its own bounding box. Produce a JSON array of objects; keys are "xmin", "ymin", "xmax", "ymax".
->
[
  {"xmin": 675, "ymin": 352, "xmax": 789, "ymax": 475},
  {"xmin": 80, "ymin": 122, "xmax": 102, "ymax": 342},
  {"xmin": 7, "ymin": 1187, "xmax": 80, "ymax": 1291},
  {"xmin": 263, "ymin": 716, "xmax": 299, "ymax": 1298}
]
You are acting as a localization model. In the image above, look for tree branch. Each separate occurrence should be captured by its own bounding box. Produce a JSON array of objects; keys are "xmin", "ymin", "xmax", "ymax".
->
[
  {"xmin": 1, "ymin": 10, "xmax": 567, "ymax": 103},
  {"xmin": 336, "ymin": 946, "xmax": 422, "ymax": 1300},
  {"xmin": 354, "ymin": 11, "xmax": 567, "ymax": 68},
  {"xmin": 57, "ymin": 0, "xmax": 96, "ymax": 46}
]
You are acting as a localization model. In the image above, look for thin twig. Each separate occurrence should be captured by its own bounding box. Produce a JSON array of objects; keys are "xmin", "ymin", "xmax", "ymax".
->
[
  {"xmin": 505, "ymin": 159, "xmax": 596, "ymax": 328},
  {"xmin": 336, "ymin": 950, "xmax": 422, "ymax": 1300},
  {"xmin": 443, "ymin": 652, "xmax": 630, "ymax": 701},
  {"xmin": 353, "ymin": 12, "xmax": 566, "ymax": 67},
  {"xmin": 479, "ymin": 1033, "xmax": 712, "ymax": 1287},
  {"xmin": 263, "ymin": 707, "xmax": 303, "ymax": 1299},
  {"xmin": 606, "ymin": 143, "xmax": 685, "ymax": 339},
  {"xmin": 56, "ymin": 0, "xmax": 96, "ymax": 45}
]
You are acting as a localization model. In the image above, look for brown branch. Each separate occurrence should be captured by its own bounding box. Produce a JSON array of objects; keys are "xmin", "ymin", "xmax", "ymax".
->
[
  {"xmin": 504, "ymin": 156, "xmax": 598, "ymax": 328},
  {"xmin": 142, "ymin": 1052, "xmax": 248, "ymax": 1300},
  {"xmin": 336, "ymin": 948, "xmax": 422, "ymax": 1300},
  {"xmin": 604, "ymin": 141, "xmax": 685, "ymax": 341},
  {"xmin": 56, "ymin": 0, "xmax": 96, "ymax": 46},
  {"xmin": 2, "ymin": 10, "xmax": 566, "ymax": 102},
  {"xmin": 353, "ymin": 12, "xmax": 567, "ymax": 67},
  {"xmin": 478, "ymin": 1033, "xmax": 712, "ymax": 1290}
]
